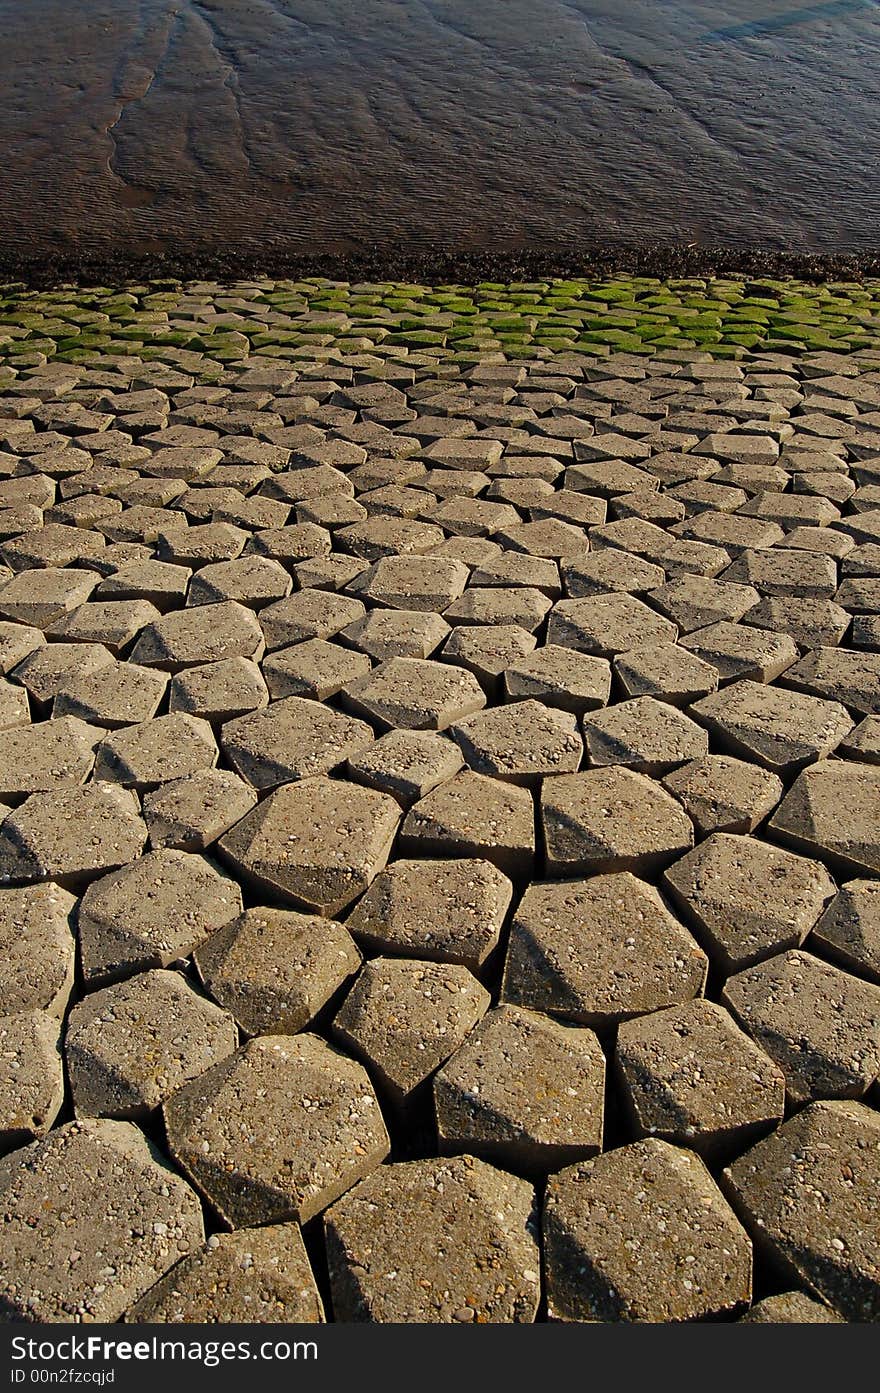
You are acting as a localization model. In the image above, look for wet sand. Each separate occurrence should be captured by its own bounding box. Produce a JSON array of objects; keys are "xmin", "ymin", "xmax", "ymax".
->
[{"xmin": 2, "ymin": 0, "xmax": 880, "ymax": 282}]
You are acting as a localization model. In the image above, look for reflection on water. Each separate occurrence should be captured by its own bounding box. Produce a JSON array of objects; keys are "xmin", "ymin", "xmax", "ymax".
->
[
  {"xmin": 701, "ymin": 0, "xmax": 875, "ymax": 41},
  {"xmin": 0, "ymin": 0, "xmax": 878, "ymax": 267}
]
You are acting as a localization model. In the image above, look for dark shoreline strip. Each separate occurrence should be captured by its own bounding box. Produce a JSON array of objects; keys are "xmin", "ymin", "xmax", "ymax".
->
[{"xmin": 4, "ymin": 240, "xmax": 880, "ymax": 293}]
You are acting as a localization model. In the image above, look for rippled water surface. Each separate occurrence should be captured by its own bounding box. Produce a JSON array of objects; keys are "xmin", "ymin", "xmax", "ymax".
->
[{"xmin": 1, "ymin": 0, "xmax": 878, "ymax": 267}]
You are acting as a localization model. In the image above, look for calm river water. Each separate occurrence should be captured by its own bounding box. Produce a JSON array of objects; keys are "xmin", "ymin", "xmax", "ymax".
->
[{"xmin": 1, "ymin": 0, "xmax": 878, "ymax": 272}]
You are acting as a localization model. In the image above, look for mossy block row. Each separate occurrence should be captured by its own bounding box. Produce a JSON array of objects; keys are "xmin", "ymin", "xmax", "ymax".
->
[{"xmin": 2, "ymin": 274, "xmax": 880, "ymax": 362}]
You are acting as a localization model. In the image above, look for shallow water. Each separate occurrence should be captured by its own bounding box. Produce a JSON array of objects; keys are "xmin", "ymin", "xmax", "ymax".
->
[{"xmin": 1, "ymin": 0, "xmax": 878, "ymax": 269}]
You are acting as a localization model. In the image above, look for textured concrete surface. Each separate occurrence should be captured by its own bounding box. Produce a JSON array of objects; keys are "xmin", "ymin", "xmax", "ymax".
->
[{"xmin": 0, "ymin": 276, "xmax": 879, "ymax": 1323}]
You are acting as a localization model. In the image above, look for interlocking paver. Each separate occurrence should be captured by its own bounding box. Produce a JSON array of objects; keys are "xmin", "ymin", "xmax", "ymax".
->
[
  {"xmin": 218, "ymin": 776, "xmax": 401, "ymax": 915},
  {"xmin": 0, "ymin": 1009, "xmax": 64, "ymax": 1146},
  {"xmin": 77, "ymin": 847, "xmax": 242, "ymax": 985},
  {"xmin": 661, "ymin": 755, "xmax": 784, "ymax": 835},
  {"xmin": 434, "ymin": 1004, "xmax": 604, "ymax": 1170},
  {"xmin": 128, "ymin": 1225, "xmax": 325, "ymax": 1323},
  {"xmin": 344, "ymin": 656, "xmax": 486, "ymax": 731},
  {"xmin": 724, "ymin": 1102, "xmax": 880, "ymax": 1321},
  {"xmin": 547, "ymin": 593, "xmax": 677, "ymax": 656},
  {"xmin": 664, "ymin": 832, "xmax": 836, "ymax": 972},
  {"xmin": 541, "ymin": 767, "xmax": 694, "ymax": 875},
  {"xmin": 581, "ymin": 695, "xmax": 708, "ymax": 774},
  {"xmin": 543, "ymin": 1139, "xmax": 752, "ymax": 1322},
  {"xmin": 332, "ymin": 956, "xmax": 490, "ymax": 1103},
  {"xmin": 616, "ymin": 999, "xmax": 784, "ymax": 1157},
  {"xmin": 221, "ymin": 696, "xmax": 373, "ymax": 789},
  {"xmin": 194, "ymin": 907, "xmax": 361, "ymax": 1036},
  {"xmin": 141, "ymin": 768, "xmax": 257, "ymax": 852},
  {"xmin": 768, "ymin": 759, "xmax": 880, "ymax": 874},
  {"xmin": 324, "ymin": 1156, "xmax": 539, "ymax": 1323},
  {"xmin": 502, "ymin": 873, "xmax": 707, "ymax": 1025},
  {"xmin": 0, "ymin": 1119, "xmax": 204, "ymax": 1321},
  {"xmin": 811, "ymin": 879, "xmax": 880, "ymax": 982},
  {"xmin": 164, "ymin": 1034, "xmax": 389, "ymax": 1226},
  {"xmin": 691, "ymin": 679, "xmax": 853, "ymax": 771},
  {"xmin": 723, "ymin": 950, "xmax": 880, "ymax": 1102},
  {"xmin": 3, "ymin": 302, "xmax": 880, "ymax": 1323},
  {"xmin": 65, "ymin": 969, "xmax": 238, "ymax": 1118},
  {"xmin": 0, "ymin": 783, "xmax": 146, "ymax": 885}
]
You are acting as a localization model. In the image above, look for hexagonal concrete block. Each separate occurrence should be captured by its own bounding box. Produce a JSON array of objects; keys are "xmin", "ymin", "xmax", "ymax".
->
[
  {"xmin": 218, "ymin": 776, "xmax": 401, "ymax": 915},
  {"xmin": 0, "ymin": 783, "xmax": 146, "ymax": 886},
  {"xmin": 649, "ymin": 576, "xmax": 760, "ymax": 633},
  {"xmin": 443, "ymin": 622, "xmax": 537, "ymax": 692},
  {"xmin": 547, "ymin": 593, "xmax": 677, "ymax": 657},
  {"xmin": 444, "ymin": 585, "xmax": 552, "ymax": 633},
  {"xmin": 614, "ymin": 640, "xmax": 719, "ymax": 706},
  {"xmin": 543, "ymin": 1139, "xmax": 752, "ymax": 1322},
  {"xmin": 194, "ymin": 907, "xmax": 361, "ymax": 1036},
  {"xmin": 502, "ymin": 873, "xmax": 707, "ymax": 1026},
  {"xmin": 221, "ymin": 696, "xmax": 374, "ymax": 790},
  {"xmin": 400, "ymin": 771, "xmax": 535, "ymax": 879},
  {"xmin": 664, "ymin": 832, "xmax": 836, "ymax": 973},
  {"xmin": 347, "ymin": 554, "xmax": 469, "ymax": 612},
  {"xmin": 0, "ymin": 1119, "xmax": 204, "ymax": 1322},
  {"xmin": 681, "ymin": 620, "xmax": 799, "ymax": 684},
  {"xmin": 187, "ymin": 554, "xmax": 291, "ymax": 609},
  {"xmin": 0, "ymin": 715, "xmax": 102, "ymax": 800},
  {"xmin": 127, "ymin": 1224, "xmax": 325, "ymax": 1323},
  {"xmin": 541, "ymin": 767, "xmax": 694, "ymax": 876},
  {"xmin": 661, "ymin": 755, "xmax": 784, "ymax": 836},
  {"xmin": 168, "ymin": 657, "xmax": 269, "ymax": 723},
  {"xmin": 562, "ymin": 549, "xmax": 665, "ymax": 598},
  {"xmin": 768, "ymin": 760, "xmax": 880, "ymax": 875},
  {"xmin": 55, "ymin": 658, "xmax": 169, "ymax": 728},
  {"xmin": 262, "ymin": 638, "xmax": 371, "ymax": 701},
  {"xmin": 723, "ymin": 950, "xmax": 880, "ymax": 1104},
  {"xmin": 12, "ymin": 640, "xmax": 113, "ymax": 709},
  {"xmin": 724, "ymin": 1101, "xmax": 880, "ymax": 1321},
  {"xmin": 164, "ymin": 1034, "xmax": 390, "ymax": 1227},
  {"xmin": 581, "ymin": 695, "xmax": 708, "ymax": 775},
  {"xmin": 0, "ymin": 1010, "xmax": 64, "ymax": 1147},
  {"xmin": 47, "ymin": 598, "xmax": 162, "ymax": 654},
  {"xmin": 782, "ymin": 647, "xmax": 880, "ymax": 718},
  {"xmin": 691, "ymin": 680, "xmax": 853, "ymax": 773},
  {"xmin": 94, "ymin": 712, "xmax": 218, "ymax": 791},
  {"xmin": 616, "ymin": 999, "xmax": 785, "ymax": 1158},
  {"xmin": 65, "ymin": 968, "xmax": 237, "ymax": 1118},
  {"xmin": 260, "ymin": 589, "xmax": 365, "ymax": 650},
  {"xmin": 344, "ymin": 657, "xmax": 486, "ymax": 732},
  {"xmin": 812, "ymin": 879, "xmax": 880, "ymax": 983},
  {"xmin": 435, "ymin": 1005, "xmax": 605, "ymax": 1172},
  {"xmin": 332, "ymin": 957, "xmax": 490, "ymax": 1104},
  {"xmin": 131, "ymin": 600, "xmax": 264, "ymax": 670},
  {"xmin": 77, "ymin": 848, "xmax": 243, "ymax": 985},
  {"xmin": 0, "ymin": 566, "xmax": 97, "ymax": 628},
  {"xmin": 451, "ymin": 699, "xmax": 582, "ymax": 786},
  {"xmin": 341, "ymin": 607, "xmax": 450, "ymax": 661},
  {"xmin": 142, "ymin": 768, "xmax": 258, "ymax": 852},
  {"xmin": 325, "ymin": 1156, "xmax": 539, "ymax": 1323},
  {"xmin": 502, "ymin": 644, "xmax": 612, "ymax": 713},
  {"xmin": 346, "ymin": 857, "xmax": 512, "ymax": 973},
  {"xmin": 722, "ymin": 550, "xmax": 839, "ymax": 601},
  {"xmin": 740, "ymin": 1292, "xmax": 842, "ymax": 1324},
  {"xmin": 347, "ymin": 728, "xmax": 463, "ymax": 807},
  {"xmin": 0, "ymin": 883, "xmax": 76, "ymax": 1014}
]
